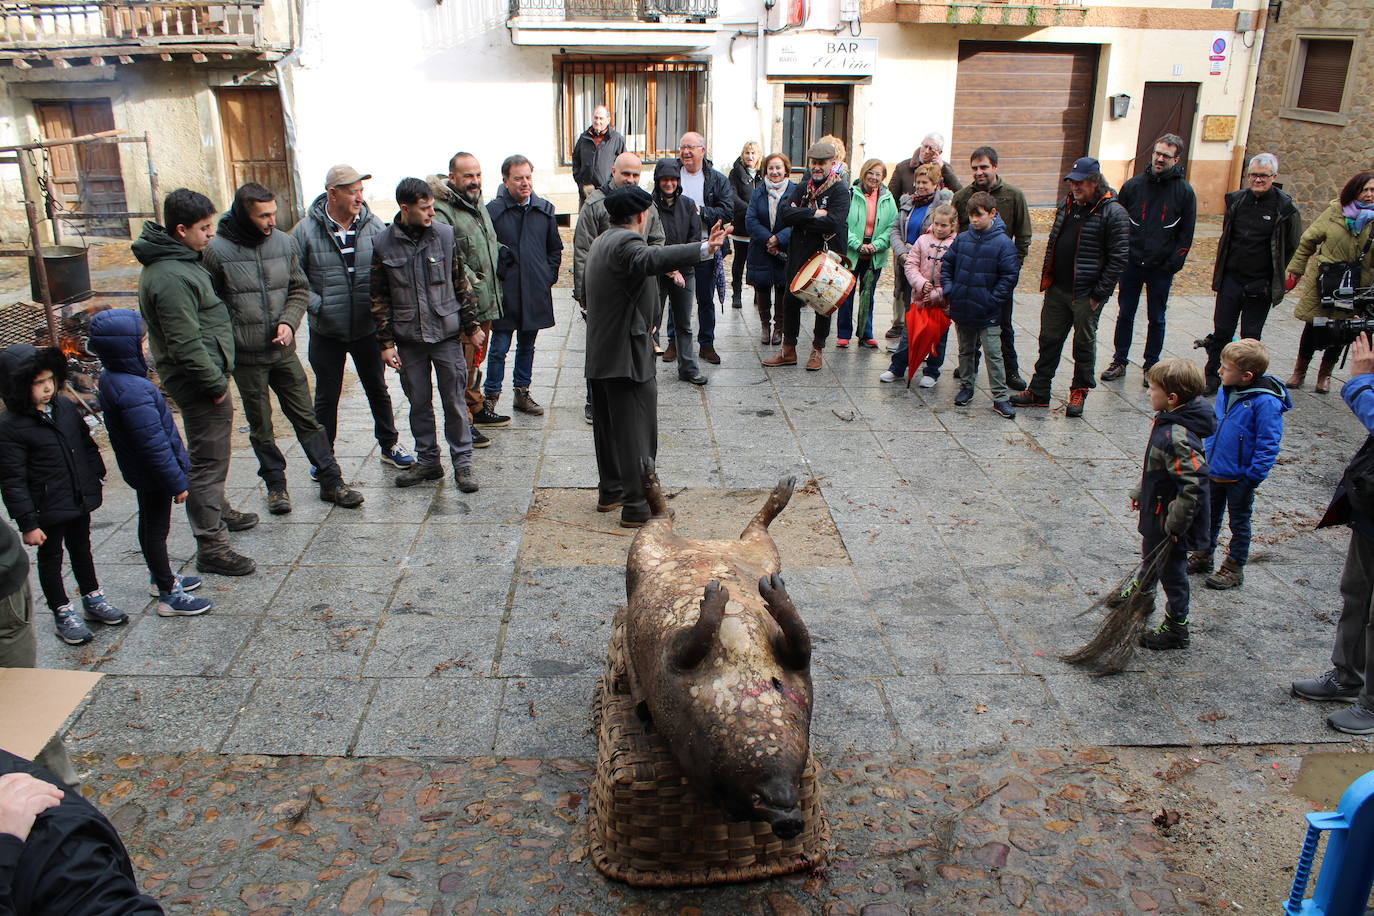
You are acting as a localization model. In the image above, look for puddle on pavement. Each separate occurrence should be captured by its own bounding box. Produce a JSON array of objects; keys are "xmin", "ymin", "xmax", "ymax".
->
[{"xmin": 1292, "ymin": 752, "xmax": 1374, "ymax": 808}]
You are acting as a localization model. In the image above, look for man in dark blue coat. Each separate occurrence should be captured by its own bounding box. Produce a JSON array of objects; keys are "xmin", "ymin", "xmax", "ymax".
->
[{"xmin": 478, "ymin": 155, "xmax": 563, "ymax": 425}]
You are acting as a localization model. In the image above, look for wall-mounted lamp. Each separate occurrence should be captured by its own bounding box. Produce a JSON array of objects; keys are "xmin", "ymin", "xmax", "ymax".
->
[
  {"xmin": 764, "ymin": 0, "xmax": 776, "ymax": 8},
  {"xmin": 1109, "ymin": 94, "xmax": 1131, "ymax": 119}
]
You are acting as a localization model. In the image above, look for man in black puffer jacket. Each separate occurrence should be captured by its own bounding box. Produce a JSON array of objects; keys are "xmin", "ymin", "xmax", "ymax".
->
[{"xmin": 1013, "ymin": 157, "xmax": 1130, "ymax": 418}]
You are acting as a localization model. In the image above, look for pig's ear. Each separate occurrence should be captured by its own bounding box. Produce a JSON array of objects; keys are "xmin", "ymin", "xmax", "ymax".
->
[{"xmin": 672, "ymin": 581, "xmax": 727, "ymax": 670}]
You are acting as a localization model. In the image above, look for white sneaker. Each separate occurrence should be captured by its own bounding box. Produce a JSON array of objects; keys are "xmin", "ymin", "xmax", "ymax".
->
[
  {"xmin": 879, "ymin": 371, "xmax": 897, "ymax": 383},
  {"xmin": 918, "ymin": 375, "xmax": 937, "ymax": 389}
]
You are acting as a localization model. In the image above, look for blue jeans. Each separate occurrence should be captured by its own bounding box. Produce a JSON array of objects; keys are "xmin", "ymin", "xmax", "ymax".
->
[
  {"xmin": 1207, "ymin": 478, "xmax": 1256, "ymax": 565},
  {"xmin": 836, "ymin": 260, "xmax": 881, "ymax": 341},
  {"xmin": 483, "ymin": 327, "xmax": 537, "ymax": 398},
  {"xmin": 924, "ymin": 326, "xmax": 951, "ymax": 378},
  {"xmin": 1112, "ymin": 262, "xmax": 1174, "ymax": 367}
]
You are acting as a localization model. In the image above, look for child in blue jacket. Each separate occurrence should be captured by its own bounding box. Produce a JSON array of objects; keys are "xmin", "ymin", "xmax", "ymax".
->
[
  {"xmin": 1190, "ymin": 339, "xmax": 1290, "ymax": 590},
  {"xmin": 940, "ymin": 191, "xmax": 1021, "ymax": 418},
  {"xmin": 87, "ymin": 309, "xmax": 212, "ymax": 617}
]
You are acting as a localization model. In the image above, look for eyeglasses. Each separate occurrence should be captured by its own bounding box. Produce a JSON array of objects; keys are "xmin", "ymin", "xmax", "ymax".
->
[
  {"xmin": 1248, "ymin": 172, "xmax": 1275, "ymax": 179},
  {"xmin": 1152, "ymin": 151, "xmax": 1179, "ymax": 160},
  {"xmin": 680, "ymin": 144, "xmax": 703, "ymax": 151}
]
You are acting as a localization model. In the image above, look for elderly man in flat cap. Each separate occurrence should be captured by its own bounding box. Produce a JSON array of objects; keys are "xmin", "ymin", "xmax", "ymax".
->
[{"xmin": 584, "ymin": 186, "xmax": 729, "ymax": 528}]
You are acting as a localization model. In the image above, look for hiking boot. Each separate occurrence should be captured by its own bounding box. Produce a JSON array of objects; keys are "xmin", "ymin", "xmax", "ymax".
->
[
  {"xmin": 763, "ymin": 345, "xmax": 797, "ymax": 367},
  {"xmin": 597, "ymin": 496, "xmax": 623, "ymax": 513},
  {"xmin": 471, "ymin": 428, "xmax": 491, "ymax": 448},
  {"xmin": 1186, "ymin": 551, "xmax": 1214, "ymax": 575},
  {"xmin": 53, "ymin": 606, "xmax": 93, "ymax": 645},
  {"xmin": 1140, "ymin": 618, "xmax": 1190, "ymax": 650},
  {"xmin": 662, "ymin": 343, "xmax": 677, "ymax": 363},
  {"xmin": 805, "ymin": 349, "xmax": 823, "ymax": 371},
  {"xmin": 380, "ymin": 444, "xmax": 416, "ymax": 469},
  {"xmin": 149, "ymin": 573, "xmax": 201, "ymax": 597},
  {"xmin": 1005, "ymin": 371, "xmax": 1028, "ymax": 392},
  {"xmin": 320, "ymin": 483, "xmax": 364, "ymax": 508},
  {"xmin": 513, "ymin": 387, "xmax": 544, "ymax": 416},
  {"xmin": 156, "ymin": 588, "xmax": 213, "ymax": 617},
  {"xmin": 1328, "ymin": 704, "xmax": 1374, "ymax": 735},
  {"xmin": 918, "ymin": 375, "xmax": 937, "ymax": 389},
  {"xmin": 396, "ymin": 463, "xmax": 444, "ymax": 488},
  {"xmin": 455, "ymin": 466, "xmax": 479, "ymax": 494},
  {"xmin": 1292, "ymin": 669, "xmax": 1360, "ymax": 703},
  {"xmin": 1205, "ymin": 558, "xmax": 1244, "ymax": 590},
  {"xmin": 1100, "ymin": 359, "xmax": 1127, "ymax": 381},
  {"xmin": 223, "ymin": 507, "xmax": 258, "ymax": 531},
  {"xmin": 1066, "ymin": 388, "xmax": 1088, "ymax": 418},
  {"xmin": 1010, "ymin": 390, "xmax": 1050, "ymax": 408},
  {"xmin": 266, "ymin": 489, "xmax": 292, "ymax": 515},
  {"xmin": 992, "ymin": 400, "xmax": 1017, "ymax": 419},
  {"xmin": 81, "ymin": 590, "xmax": 128, "ymax": 625},
  {"xmin": 954, "ymin": 385, "xmax": 974, "ymax": 406},
  {"xmin": 700, "ymin": 345, "xmax": 722, "ymax": 365},
  {"xmin": 473, "ymin": 399, "xmax": 511, "ymax": 427},
  {"xmin": 196, "ymin": 545, "xmax": 257, "ymax": 577}
]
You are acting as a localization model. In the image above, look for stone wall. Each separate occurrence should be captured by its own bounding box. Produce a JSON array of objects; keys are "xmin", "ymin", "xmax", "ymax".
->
[{"xmin": 1245, "ymin": 3, "xmax": 1374, "ymax": 225}]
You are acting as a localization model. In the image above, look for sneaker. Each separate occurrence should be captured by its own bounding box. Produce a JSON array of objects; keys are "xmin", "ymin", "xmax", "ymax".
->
[
  {"xmin": 954, "ymin": 385, "xmax": 974, "ymax": 406},
  {"xmin": 396, "ymin": 463, "xmax": 444, "ymax": 488},
  {"xmin": 1100, "ymin": 359, "xmax": 1127, "ymax": 381},
  {"xmin": 471, "ymin": 428, "xmax": 491, "ymax": 448},
  {"xmin": 156, "ymin": 588, "xmax": 213, "ymax": 617},
  {"xmin": 472, "ymin": 402, "xmax": 511, "ymax": 428},
  {"xmin": 1327, "ymin": 704, "xmax": 1374, "ymax": 735},
  {"xmin": 1010, "ymin": 391, "xmax": 1050, "ymax": 408},
  {"xmin": 320, "ymin": 483, "xmax": 364, "ymax": 508},
  {"xmin": 1140, "ymin": 618, "xmax": 1190, "ymax": 650},
  {"xmin": 53, "ymin": 606, "xmax": 93, "ymax": 645},
  {"xmin": 860, "ymin": 339, "xmax": 879, "ymax": 349},
  {"xmin": 992, "ymin": 400, "xmax": 1017, "ymax": 419},
  {"xmin": 513, "ymin": 387, "xmax": 545, "ymax": 416},
  {"xmin": 1066, "ymin": 388, "xmax": 1088, "ymax": 418},
  {"xmin": 266, "ymin": 489, "xmax": 292, "ymax": 515},
  {"xmin": 1204, "ymin": 559, "xmax": 1244, "ymax": 590},
  {"xmin": 1292, "ymin": 669, "xmax": 1360, "ymax": 703},
  {"xmin": 309, "ymin": 465, "xmax": 320, "ymax": 482},
  {"xmin": 380, "ymin": 444, "xmax": 416, "ymax": 469},
  {"xmin": 148, "ymin": 573, "xmax": 202, "ymax": 598},
  {"xmin": 81, "ymin": 590, "xmax": 128, "ymax": 625},
  {"xmin": 222, "ymin": 507, "xmax": 258, "ymax": 531},
  {"xmin": 1186, "ymin": 551, "xmax": 1214, "ymax": 575},
  {"xmin": 196, "ymin": 545, "xmax": 257, "ymax": 577},
  {"xmin": 1141, "ymin": 364, "xmax": 1156, "ymax": 389},
  {"xmin": 879, "ymin": 370, "xmax": 897, "ymax": 383},
  {"xmin": 584, "ymin": 403, "xmax": 594, "ymax": 425},
  {"xmin": 885, "ymin": 327, "xmax": 902, "ymax": 339},
  {"xmin": 836, "ymin": 339, "xmax": 850, "ymax": 348},
  {"xmin": 1005, "ymin": 371, "xmax": 1028, "ymax": 392},
  {"xmin": 455, "ymin": 466, "xmax": 479, "ymax": 493},
  {"xmin": 917, "ymin": 375, "xmax": 937, "ymax": 389}
]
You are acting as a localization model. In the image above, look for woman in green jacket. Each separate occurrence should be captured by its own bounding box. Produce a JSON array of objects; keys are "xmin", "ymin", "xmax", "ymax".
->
[
  {"xmin": 836, "ymin": 159, "xmax": 898, "ymax": 347},
  {"xmin": 1285, "ymin": 170, "xmax": 1374, "ymax": 393}
]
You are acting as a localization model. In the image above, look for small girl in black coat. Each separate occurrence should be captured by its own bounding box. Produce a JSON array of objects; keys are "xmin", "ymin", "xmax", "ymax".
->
[{"xmin": 0, "ymin": 345, "xmax": 125, "ymax": 645}]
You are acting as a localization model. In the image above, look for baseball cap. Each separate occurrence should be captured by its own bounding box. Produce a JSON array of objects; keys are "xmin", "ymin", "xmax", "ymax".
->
[
  {"xmin": 325, "ymin": 164, "xmax": 371, "ymax": 188},
  {"xmin": 1063, "ymin": 157, "xmax": 1100, "ymax": 181}
]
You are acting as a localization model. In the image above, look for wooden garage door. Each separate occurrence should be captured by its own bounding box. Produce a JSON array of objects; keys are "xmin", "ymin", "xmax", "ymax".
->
[{"xmin": 952, "ymin": 42, "xmax": 1099, "ymax": 206}]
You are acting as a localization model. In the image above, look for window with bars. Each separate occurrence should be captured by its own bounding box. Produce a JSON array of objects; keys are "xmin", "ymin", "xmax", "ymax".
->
[{"xmin": 560, "ymin": 58, "xmax": 708, "ymax": 164}]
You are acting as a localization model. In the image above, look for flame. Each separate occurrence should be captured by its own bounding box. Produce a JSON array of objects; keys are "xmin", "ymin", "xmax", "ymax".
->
[{"xmin": 59, "ymin": 336, "xmax": 87, "ymax": 359}]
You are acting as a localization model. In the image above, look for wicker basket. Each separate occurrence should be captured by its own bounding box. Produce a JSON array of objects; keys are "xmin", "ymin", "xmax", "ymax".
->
[{"xmin": 588, "ymin": 610, "xmax": 828, "ymax": 887}]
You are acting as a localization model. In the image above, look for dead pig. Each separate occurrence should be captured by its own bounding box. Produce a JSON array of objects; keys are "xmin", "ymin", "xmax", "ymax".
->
[{"xmin": 623, "ymin": 462, "xmax": 813, "ymax": 839}]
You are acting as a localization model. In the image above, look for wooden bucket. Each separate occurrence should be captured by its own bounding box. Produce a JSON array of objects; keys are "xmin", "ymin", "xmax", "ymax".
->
[{"xmin": 789, "ymin": 250, "xmax": 855, "ymax": 317}]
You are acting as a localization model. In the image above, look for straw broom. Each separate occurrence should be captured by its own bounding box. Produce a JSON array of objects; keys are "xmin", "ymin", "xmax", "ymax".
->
[{"xmin": 1062, "ymin": 539, "xmax": 1173, "ymax": 676}]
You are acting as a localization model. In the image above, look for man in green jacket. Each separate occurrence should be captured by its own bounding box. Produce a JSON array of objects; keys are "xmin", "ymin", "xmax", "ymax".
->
[
  {"xmin": 430, "ymin": 154, "xmax": 504, "ymax": 446},
  {"xmin": 133, "ymin": 189, "xmax": 255, "ymax": 576},
  {"xmin": 202, "ymin": 182, "xmax": 363, "ymax": 516}
]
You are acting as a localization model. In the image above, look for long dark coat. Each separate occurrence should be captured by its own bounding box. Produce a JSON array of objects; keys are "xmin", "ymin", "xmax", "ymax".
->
[
  {"xmin": 776, "ymin": 177, "xmax": 851, "ymax": 287},
  {"xmin": 487, "ymin": 187, "xmax": 563, "ymax": 333}
]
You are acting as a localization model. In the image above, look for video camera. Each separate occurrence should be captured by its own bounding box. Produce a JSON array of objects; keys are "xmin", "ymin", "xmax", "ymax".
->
[{"xmin": 1313, "ymin": 283, "xmax": 1374, "ymax": 349}]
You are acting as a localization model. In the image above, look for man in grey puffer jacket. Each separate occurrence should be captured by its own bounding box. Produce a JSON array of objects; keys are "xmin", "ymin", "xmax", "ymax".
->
[
  {"xmin": 202, "ymin": 182, "xmax": 363, "ymax": 514},
  {"xmin": 291, "ymin": 166, "xmax": 413, "ymax": 471}
]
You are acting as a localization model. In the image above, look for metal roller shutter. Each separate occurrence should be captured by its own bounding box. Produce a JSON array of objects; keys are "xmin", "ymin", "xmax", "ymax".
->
[{"xmin": 952, "ymin": 42, "xmax": 1100, "ymax": 206}]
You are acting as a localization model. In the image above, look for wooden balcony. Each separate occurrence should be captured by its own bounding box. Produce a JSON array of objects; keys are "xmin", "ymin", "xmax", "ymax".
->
[
  {"xmin": 509, "ymin": 0, "xmax": 717, "ymax": 24},
  {"xmin": 1, "ymin": 1, "xmax": 284, "ymax": 68},
  {"xmin": 507, "ymin": 0, "xmax": 718, "ymax": 46},
  {"xmin": 895, "ymin": 0, "xmax": 1088, "ymax": 27}
]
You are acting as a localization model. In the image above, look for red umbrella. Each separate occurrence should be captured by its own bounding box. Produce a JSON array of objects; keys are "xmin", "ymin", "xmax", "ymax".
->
[{"xmin": 904, "ymin": 302, "xmax": 951, "ymax": 383}]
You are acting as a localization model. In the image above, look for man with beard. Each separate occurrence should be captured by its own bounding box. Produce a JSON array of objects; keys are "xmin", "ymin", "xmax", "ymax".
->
[
  {"xmin": 371, "ymin": 178, "xmax": 484, "ymax": 493},
  {"xmin": 572, "ymin": 105, "xmax": 626, "ymax": 207},
  {"xmin": 1100, "ymin": 134, "xmax": 1197, "ymax": 387},
  {"xmin": 951, "ymin": 147, "xmax": 1032, "ymax": 389},
  {"xmin": 202, "ymin": 182, "xmax": 364, "ymax": 515},
  {"xmin": 431, "ymin": 153, "xmax": 505, "ymax": 448}
]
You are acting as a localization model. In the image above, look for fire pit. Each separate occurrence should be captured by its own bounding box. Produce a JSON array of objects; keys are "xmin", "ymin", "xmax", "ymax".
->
[{"xmin": 0, "ymin": 300, "xmax": 112, "ymax": 407}]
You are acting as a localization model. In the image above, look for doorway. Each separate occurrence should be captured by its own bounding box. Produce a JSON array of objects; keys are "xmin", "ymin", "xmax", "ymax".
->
[
  {"xmin": 782, "ymin": 85, "xmax": 850, "ymax": 174},
  {"xmin": 34, "ymin": 99, "xmax": 130, "ymax": 238},
  {"xmin": 215, "ymin": 86, "xmax": 296, "ymax": 226},
  {"xmin": 1132, "ymin": 82, "xmax": 1198, "ymax": 178}
]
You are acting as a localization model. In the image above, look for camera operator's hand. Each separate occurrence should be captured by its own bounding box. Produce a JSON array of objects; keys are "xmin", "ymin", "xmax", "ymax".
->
[{"xmin": 1351, "ymin": 332, "xmax": 1374, "ymax": 378}]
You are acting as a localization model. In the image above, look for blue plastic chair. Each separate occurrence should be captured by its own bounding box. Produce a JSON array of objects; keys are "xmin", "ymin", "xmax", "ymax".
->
[{"xmin": 1286, "ymin": 769, "xmax": 1374, "ymax": 915}]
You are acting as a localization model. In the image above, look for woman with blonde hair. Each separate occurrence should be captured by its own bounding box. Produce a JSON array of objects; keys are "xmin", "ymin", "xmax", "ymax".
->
[
  {"xmin": 837, "ymin": 158, "xmax": 897, "ymax": 347},
  {"xmin": 729, "ymin": 141, "xmax": 765, "ymax": 309}
]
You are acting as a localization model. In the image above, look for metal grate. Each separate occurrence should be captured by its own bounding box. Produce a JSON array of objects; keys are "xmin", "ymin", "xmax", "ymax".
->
[{"xmin": 561, "ymin": 59, "xmax": 708, "ymax": 164}]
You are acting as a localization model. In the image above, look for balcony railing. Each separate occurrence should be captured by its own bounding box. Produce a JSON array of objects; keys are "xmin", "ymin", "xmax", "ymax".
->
[
  {"xmin": 509, "ymin": 0, "xmax": 716, "ymax": 23},
  {"xmin": 1, "ymin": 1, "xmax": 264, "ymax": 49},
  {"xmin": 897, "ymin": 0, "xmax": 1087, "ymax": 26}
]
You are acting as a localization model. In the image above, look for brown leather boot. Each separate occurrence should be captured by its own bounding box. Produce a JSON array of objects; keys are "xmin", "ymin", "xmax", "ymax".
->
[
  {"xmin": 1314, "ymin": 353, "xmax": 1339, "ymax": 394},
  {"xmin": 763, "ymin": 345, "xmax": 797, "ymax": 367},
  {"xmin": 756, "ymin": 294, "xmax": 773, "ymax": 345},
  {"xmin": 1286, "ymin": 356, "xmax": 1310, "ymax": 389},
  {"xmin": 806, "ymin": 348, "xmax": 823, "ymax": 371}
]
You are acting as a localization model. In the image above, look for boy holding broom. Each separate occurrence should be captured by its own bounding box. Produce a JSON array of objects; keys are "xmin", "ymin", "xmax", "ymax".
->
[{"xmin": 1131, "ymin": 358, "xmax": 1215, "ymax": 650}]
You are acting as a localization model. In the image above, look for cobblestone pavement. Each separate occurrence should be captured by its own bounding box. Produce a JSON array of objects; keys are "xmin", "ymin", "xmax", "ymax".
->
[{"xmin": 23, "ymin": 273, "xmax": 1371, "ymax": 911}]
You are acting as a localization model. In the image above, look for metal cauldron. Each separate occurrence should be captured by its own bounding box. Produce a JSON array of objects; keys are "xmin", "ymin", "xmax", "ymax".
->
[{"xmin": 28, "ymin": 246, "xmax": 93, "ymax": 305}]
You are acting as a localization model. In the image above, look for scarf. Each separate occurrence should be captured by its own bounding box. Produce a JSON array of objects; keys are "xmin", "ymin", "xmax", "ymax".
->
[
  {"xmin": 1343, "ymin": 200, "xmax": 1374, "ymax": 236},
  {"xmin": 216, "ymin": 197, "xmax": 268, "ymax": 248},
  {"xmin": 906, "ymin": 190, "xmax": 936, "ymax": 245},
  {"xmin": 764, "ymin": 177, "xmax": 788, "ymax": 226},
  {"xmin": 802, "ymin": 173, "xmax": 837, "ymax": 209}
]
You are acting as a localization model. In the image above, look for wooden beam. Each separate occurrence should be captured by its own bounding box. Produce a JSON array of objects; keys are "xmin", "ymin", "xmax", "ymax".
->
[
  {"xmin": 12, "ymin": 59, "xmax": 31, "ymax": 70},
  {"xmin": 221, "ymin": 53, "xmax": 233, "ymax": 60},
  {"xmin": 52, "ymin": 58, "xmax": 71, "ymax": 69},
  {"xmin": 159, "ymin": 52, "xmax": 173, "ymax": 61},
  {"xmin": 89, "ymin": 56, "xmax": 105, "ymax": 67},
  {"xmin": 190, "ymin": 52, "xmax": 208, "ymax": 63},
  {"xmin": 118, "ymin": 55, "xmax": 134, "ymax": 65}
]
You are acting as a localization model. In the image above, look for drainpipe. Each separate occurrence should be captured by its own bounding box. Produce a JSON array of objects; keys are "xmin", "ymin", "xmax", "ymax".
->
[
  {"xmin": 1229, "ymin": 21, "xmax": 1266, "ymax": 193},
  {"xmin": 273, "ymin": 0, "xmax": 306, "ymax": 223}
]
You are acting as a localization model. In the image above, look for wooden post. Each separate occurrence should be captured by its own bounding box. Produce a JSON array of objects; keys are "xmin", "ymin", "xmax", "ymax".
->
[
  {"xmin": 17, "ymin": 154, "xmax": 59, "ymax": 348},
  {"xmin": 144, "ymin": 132, "xmax": 161, "ymax": 224}
]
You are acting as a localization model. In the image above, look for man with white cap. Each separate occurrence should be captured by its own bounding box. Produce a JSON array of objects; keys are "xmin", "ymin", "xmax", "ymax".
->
[{"xmin": 292, "ymin": 165, "xmax": 415, "ymax": 474}]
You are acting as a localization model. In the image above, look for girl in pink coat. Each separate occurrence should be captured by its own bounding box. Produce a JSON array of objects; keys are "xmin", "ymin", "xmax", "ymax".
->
[{"xmin": 882, "ymin": 205, "xmax": 957, "ymax": 384}]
